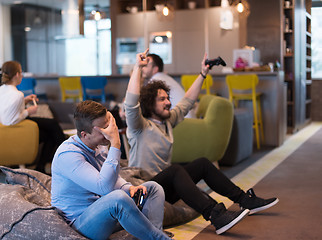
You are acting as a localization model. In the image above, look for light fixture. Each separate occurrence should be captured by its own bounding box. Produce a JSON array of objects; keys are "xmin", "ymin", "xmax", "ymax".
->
[
  {"xmin": 237, "ymin": 0, "xmax": 244, "ymax": 13},
  {"xmin": 24, "ymin": 26, "xmax": 31, "ymax": 32},
  {"xmin": 162, "ymin": 5, "xmax": 169, "ymax": 16},
  {"xmin": 93, "ymin": 10, "xmax": 101, "ymax": 21},
  {"xmin": 233, "ymin": 0, "xmax": 250, "ymax": 17},
  {"xmin": 156, "ymin": 2, "xmax": 174, "ymax": 21},
  {"xmin": 90, "ymin": 4, "xmax": 106, "ymax": 21}
]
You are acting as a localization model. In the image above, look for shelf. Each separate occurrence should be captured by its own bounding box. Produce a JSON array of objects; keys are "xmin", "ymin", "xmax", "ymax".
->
[{"xmin": 282, "ymin": 0, "xmax": 312, "ymax": 131}]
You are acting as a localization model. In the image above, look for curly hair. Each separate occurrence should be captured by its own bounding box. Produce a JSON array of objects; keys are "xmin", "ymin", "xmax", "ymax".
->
[
  {"xmin": 74, "ymin": 100, "xmax": 107, "ymax": 138},
  {"xmin": 139, "ymin": 80, "xmax": 170, "ymax": 118}
]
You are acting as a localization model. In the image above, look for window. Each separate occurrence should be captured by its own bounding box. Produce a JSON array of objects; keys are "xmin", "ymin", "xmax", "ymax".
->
[
  {"xmin": 65, "ymin": 18, "xmax": 111, "ymax": 76},
  {"xmin": 312, "ymin": 7, "xmax": 322, "ymax": 79}
]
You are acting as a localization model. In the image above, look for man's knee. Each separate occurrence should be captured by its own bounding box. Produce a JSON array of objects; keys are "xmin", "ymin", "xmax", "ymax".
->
[
  {"xmin": 193, "ymin": 157, "xmax": 213, "ymax": 167},
  {"xmin": 103, "ymin": 190, "xmax": 131, "ymax": 206},
  {"xmin": 143, "ymin": 181, "xmax": 165, "ymax": 196},
  {"xmin": 170, "ymin": 163, "xmax": 186, "ymax": 173}
]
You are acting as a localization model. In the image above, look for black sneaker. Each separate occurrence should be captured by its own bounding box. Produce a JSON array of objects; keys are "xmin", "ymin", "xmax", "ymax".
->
[
  {"xmin": 210, "ymin": 203, "xmax": 249, "ymax": 235},
  {"xmin": 163, "ymin": 230, "xmax": 174, "ymax": 238},
  {"xmin": 240, "ymin": 188, "xmax": 279, "ymax": 215}
]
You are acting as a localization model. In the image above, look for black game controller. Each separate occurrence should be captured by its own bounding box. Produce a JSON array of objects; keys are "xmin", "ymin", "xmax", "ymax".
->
[
  {"xmin": 133, "ymin": 189, "xmax": 144, "ymax": 211},
  {"xmin": 205, "ymin": 56, "xmax": 226, "ymax": 69}
]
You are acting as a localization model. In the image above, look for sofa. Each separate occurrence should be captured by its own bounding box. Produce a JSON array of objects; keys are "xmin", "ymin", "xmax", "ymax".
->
[
  {"xmin": 0, "ymin": 120, "xmax": 39, "ymax": 168},
  {"xmin": 0, "ymin": 166, "xmax": 200, "ymax": 239}
]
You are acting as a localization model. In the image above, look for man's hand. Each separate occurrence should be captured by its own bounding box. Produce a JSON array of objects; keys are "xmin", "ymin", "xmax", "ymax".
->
[
  {"xmin": 201, "ymin": 52, "xmax": 210, "ymax": 76},
  {"xmin": 94, "ymin": 112, "xmax": 121, "ymax": 149},
  {"xmin": 135, "ymin": 48, "xmax": 149, "ymax": 68},
  {"xmin": 129, "ymin": 185, "xmax": 147, "ymax": 198}
]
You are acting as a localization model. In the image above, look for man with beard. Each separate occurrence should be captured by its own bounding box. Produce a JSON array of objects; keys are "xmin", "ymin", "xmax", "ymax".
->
[
  {"xmin": 124, "ymin": 49, "xmax": 279, "ymax": 235},
  {"xmin": 141, "ymin": 53, "xmax": 195, "ymax": 118}
]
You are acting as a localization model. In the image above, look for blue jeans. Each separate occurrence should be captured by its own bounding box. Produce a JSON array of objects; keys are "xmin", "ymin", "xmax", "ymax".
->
[{"xmin": 72, "ymin": 181, "xmax": 170, "ymax": 240}]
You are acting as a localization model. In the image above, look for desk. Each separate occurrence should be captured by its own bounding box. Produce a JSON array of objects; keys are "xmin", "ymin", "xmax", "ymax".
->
[{"xmin": 210, "ymin": 71, "xmax": 286, "ymax": 147}]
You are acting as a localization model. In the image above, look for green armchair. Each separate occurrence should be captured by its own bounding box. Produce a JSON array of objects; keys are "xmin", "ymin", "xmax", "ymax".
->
[
  {"xmin": 172, "ymin": 95, "xmax": 233, "ymax": 164},
  {"xmin": 0, "ymin": 119, "xmax": 39, "ymax": 167}
]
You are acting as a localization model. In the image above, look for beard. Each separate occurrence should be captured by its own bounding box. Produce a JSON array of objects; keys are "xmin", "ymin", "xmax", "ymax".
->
[{"xmin": 152, "ymin": 107, "xmax": 171, "ymax": 121}]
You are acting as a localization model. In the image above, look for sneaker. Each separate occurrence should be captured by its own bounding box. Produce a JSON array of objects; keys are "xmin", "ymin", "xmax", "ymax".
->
[
  {"xmin": 210, "ymin": 203, "xmax": 249, "ymax": 235},
  {"xmin": 240, "ymin": 188, "xmax": 279, "ymax": 215},
  {"xmin": 163, "ymin": 230, "xmax": 174, "ymax": 238}
]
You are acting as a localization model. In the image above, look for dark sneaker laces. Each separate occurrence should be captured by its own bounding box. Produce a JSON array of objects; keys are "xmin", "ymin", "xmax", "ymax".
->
[{"xmin": 241, "ymin": 188, "xmax": 279, "ymax": 215}]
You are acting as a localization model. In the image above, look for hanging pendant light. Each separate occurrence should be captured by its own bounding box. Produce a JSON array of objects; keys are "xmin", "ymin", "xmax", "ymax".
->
[
  {"xmin": 162, "ymin": 5, "xmax": 169, "ymax": 16},
  {"xmin": 237, "ymin": 0, "xmax": 244, "ymax": 13},
  {"xmin": 94, "ymin": 10, "xmax": 101, "ymax": 21},
  {"xmin": 233, "ymin": 0, "xmax": 250, "ymax": 17},
  {"xmin": 90, "ymin": 4, "xmax": 106, "ymax": 21}
]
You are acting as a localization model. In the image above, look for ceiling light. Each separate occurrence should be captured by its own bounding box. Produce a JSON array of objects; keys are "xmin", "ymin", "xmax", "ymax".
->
[
  {"xmin": 162, "ymin": 5, "xmax": 169, "ymax": 16},
  {"xmin": 24, "ymin": 26, "xmax": 31, "ymax": 32},
  {"xmin": 94, "ymin": 11, "xmax": 101, "ymax": 21},
  {"xmin": 237, "ymin": 0, "xmax": 244, "ymax": 13}
]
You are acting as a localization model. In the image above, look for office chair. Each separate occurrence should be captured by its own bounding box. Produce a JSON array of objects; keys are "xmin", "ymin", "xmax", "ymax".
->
[
  {"xmin": 17, "ymin": 78, "xmax": 36, "ymax": 96},
  {"xmin": 81, "ymin": 76, "xmax": 107, "ymax": 103},
  {"xmin": 226, "ymin": 74, "xmax": 264, "ymax": 149},
  {"xmin": 58, "ymin": 77, "xmax": 82, "ymax": 102}
]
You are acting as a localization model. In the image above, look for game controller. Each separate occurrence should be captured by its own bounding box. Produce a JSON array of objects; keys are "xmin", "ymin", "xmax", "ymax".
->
[
  {"xmin": 132, "ymin": 189, "xmax": 144, "ymax": 211},
  {"xmin": 205, "ymin": 56, "xmax": 226, "ymax": 69}
]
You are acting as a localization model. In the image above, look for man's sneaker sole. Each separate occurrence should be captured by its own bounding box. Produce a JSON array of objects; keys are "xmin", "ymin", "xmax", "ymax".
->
[
  {"xmin": 215, "ymin": 209, "xmax": 249, "ymax": 235},
  {"xmin": 247, "ymin": 198, "xmax": 279, "ymax": 215}
]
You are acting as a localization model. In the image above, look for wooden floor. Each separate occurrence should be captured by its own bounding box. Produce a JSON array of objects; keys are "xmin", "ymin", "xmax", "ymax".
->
[{"xmin": 168, "ymin": 122, "xmax": 322, "ymax": 240}]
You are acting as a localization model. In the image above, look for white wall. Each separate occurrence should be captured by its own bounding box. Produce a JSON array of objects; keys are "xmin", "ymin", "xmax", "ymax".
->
[{"xmin": 0, "ymin": 4, "xmax": 12, "ymax": 64}]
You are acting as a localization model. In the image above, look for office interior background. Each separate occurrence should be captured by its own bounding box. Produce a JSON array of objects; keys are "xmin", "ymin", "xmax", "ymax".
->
[{"xmin": 0, "ymin": 0, "xmax": 321, "ymax": 77}]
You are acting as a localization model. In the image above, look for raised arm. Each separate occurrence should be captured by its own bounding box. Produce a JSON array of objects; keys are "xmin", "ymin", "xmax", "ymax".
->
[
  {"xmin": 184, "ymin": 53, "xmax": 210, "ymax": 102},
  {"xmin": 126, "ymin": 48, "xmax": 149, "ymax": 95}
]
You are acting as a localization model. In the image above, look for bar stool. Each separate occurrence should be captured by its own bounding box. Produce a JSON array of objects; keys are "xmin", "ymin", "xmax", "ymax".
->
[
  {"xmin": 181, "ymin": 74, "xmax": 213, "ymax": 99},
  {"xmin": 226, "ymin": 74, "xmax": 264, "ymax": 149}
]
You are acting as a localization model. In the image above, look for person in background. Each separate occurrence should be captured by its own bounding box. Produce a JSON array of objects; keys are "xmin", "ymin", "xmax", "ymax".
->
[
  {"xmin": 142, "ymin": 53, "xmax": 196, "ymax": 118},
  {"xmin": 51, "ymin": 100, "xmax": 170, "ymax": 240},
  {"xmin": 124, "ymin": 49, "xmax": 279, "ymax": 235},
  {"xmin": 0, "ymin": 61, "xmax": 65, "ymax": 174}
]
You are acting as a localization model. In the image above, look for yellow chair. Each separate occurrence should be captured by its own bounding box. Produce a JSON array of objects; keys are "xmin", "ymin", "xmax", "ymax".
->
[
  {"xmin": 58, "ymin": 77, "xmax": 83, "ymax": 102},
  {"xmin": 181, "ymin": 74, "xmax": 213, "ymax": 99},
  {"xmin": 0, "ymin": 120, "xmax": 39, "ymax": 168},
  {"xmin": 226, "ymin": 74, "xmax": 264, "ymax": 149}
]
